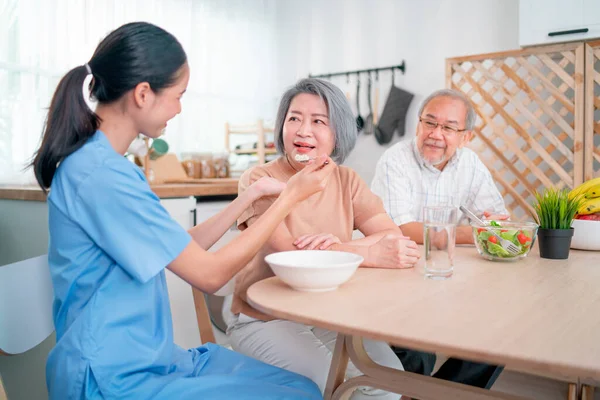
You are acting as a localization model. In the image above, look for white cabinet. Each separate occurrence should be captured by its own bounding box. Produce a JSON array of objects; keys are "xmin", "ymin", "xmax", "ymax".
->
[
  {"xmin": 161, "ymin": 197, "xmax": 196, "ymax": 230},
  {"xmin": 195, "ymin": 200, "xmax": 233, "ymax": 226},
  {"xmin": 519, "ymin": 0, "xmax": 600, "ymax": 46},
  {"xmin": 160, "ymin": 196, "xmax": 202, "ymax": 349}
]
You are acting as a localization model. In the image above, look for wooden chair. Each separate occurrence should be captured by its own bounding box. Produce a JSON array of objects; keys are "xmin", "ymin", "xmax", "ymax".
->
[
  {"xmin": 0, "ymin": 373, "xmax": 6, "ymax": 400},
  {"xmin": 192, "ymin": 229, "xmax": 240, "ymax": 345},
  {"xmin": 0, "ymin": 255, "xmax": 54, "ymax": 356},
  {"xmin": 0, "ymin": 255, "xmax": 55, "ymax": 399},
  {"xmin": 191, "ymin": 279, "xmax": 235, "ymax": 345}
]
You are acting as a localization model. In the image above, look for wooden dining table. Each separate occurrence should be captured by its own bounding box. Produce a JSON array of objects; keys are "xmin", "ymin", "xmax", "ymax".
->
[{"xmin": 247, "ymin": 245, "xmax": 600, "ymax": 400}]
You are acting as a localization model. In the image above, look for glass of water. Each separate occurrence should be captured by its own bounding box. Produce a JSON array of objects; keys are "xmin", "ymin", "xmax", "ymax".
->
[{"xmin": 423, "ymin": 206, "xmax": 457, "ymax": 280}]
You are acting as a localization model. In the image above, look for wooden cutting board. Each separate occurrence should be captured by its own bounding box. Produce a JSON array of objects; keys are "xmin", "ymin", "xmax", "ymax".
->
[
  {"xmin": 139, "ymin": 153, "xmax": 237, "ymax": 184},
  {"xmin": 138, "ymin": 153, "xmax": 188, "ymax": 183}
]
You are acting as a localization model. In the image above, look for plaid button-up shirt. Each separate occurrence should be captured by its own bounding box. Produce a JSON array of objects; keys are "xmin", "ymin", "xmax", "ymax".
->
[{"xmin": 371, "ymin": 139, "xmax": 507, "ymax": 225}]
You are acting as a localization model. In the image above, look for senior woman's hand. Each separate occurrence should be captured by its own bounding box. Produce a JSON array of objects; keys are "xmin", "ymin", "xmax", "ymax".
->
[
  {"xmin": 248, "ymin": 177, "xmax": 287, "ymax": 199},
  {"xmin": 367, "ymin": 234, "xmax": 420, "ymax": 269},
  {"xmin": 294, "ymin": 233, "xmax": 342, "ymax": 250}
]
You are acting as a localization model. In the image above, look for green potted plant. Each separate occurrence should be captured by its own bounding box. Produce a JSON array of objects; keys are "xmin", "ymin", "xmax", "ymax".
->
[{"xmin": 531, "ymin": 187, "xmax": 585, "ymax": 259}]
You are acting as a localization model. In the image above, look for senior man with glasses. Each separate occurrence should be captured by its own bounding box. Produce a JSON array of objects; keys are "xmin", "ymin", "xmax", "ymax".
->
[
  {"xmin": 370, "ymin": 88, "xmax": 508, "ymax": 391},
  {"xmin": 371, "ymin": 88, "xmax": 509, "ymax": 246}
]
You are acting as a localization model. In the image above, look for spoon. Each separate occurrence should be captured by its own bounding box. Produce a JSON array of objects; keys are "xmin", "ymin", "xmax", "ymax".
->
[
  {"xmin": 459, "ymin": 205, "xmax": 486, "ymax": 225},
  {"xmin": 460, "ymin": 206, "xmax": 520, "ymax": 255},
  {"xmin": 294, "ymin": 154, "xmax": 329, "ymax": 165}
]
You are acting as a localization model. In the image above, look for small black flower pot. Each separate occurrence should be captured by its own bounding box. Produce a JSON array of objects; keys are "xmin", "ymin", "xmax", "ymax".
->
[{"xmin": 537, "ymin": 228, "xmax": 574, "ymax": 260}]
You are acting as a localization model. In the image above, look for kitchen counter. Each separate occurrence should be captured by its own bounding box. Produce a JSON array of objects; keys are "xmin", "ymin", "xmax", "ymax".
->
[
  {"xmin": 151, "ymin": 181, "xmax": 238, "ymax": 198},
  {"xmin": 0, "ymin": 180, "xmax": 239, "ymax": 202}
]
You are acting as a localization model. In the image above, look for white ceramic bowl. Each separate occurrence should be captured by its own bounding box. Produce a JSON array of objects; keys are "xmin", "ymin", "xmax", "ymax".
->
[
  {"xmin": 264, "ymin": 250, "xmax": 363, "ymax": 292},
  {"xmin": 571, "ymin": 219, "xmax": 600, "ymax": 250}
]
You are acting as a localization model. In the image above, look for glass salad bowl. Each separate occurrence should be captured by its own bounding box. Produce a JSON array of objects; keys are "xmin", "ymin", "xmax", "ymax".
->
[{"xmin": 471, "ymin": 221, "xmax": 539, "ymax": 261}]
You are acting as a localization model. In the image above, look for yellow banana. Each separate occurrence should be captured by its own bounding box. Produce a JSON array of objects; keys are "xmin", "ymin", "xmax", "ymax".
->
[
  {"xmin": 583, "ymin": 183, "xmax": 600, "ymax": 199},
  {"xmin": 569, "ymin": 177, "xmax": 600, "ymax": 200},
  {"xmin": 577, "ymin": 197, "xmax": 600, "ymax": 215}
]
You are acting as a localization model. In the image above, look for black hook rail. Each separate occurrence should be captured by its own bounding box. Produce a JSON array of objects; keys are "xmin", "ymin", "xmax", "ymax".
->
[{"xmin": 308, "ymin": 61, "xmax": 405, "ymax": 79}]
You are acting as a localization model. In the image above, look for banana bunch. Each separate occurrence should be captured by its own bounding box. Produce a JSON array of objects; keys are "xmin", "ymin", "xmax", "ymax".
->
[{"xmin": 569, "ymin": 177, "xmax": 600, "ymax": 215}]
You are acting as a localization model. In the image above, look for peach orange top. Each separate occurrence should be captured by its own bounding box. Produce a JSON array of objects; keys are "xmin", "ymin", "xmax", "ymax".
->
[{"xmin": 232, "ymin": 156, "xmax": 387, "ymax": 320}]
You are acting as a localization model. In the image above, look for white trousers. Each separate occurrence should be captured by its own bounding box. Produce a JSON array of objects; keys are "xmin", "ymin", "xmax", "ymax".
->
[{"xmin": 228, "ymin": 315, "xmax": 404, "ymax": 400}]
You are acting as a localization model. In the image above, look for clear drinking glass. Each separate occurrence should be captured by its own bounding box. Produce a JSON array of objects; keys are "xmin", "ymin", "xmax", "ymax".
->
[{"xmin": 423, "ymin": 206, "xmax": 457, "ymax": 280}]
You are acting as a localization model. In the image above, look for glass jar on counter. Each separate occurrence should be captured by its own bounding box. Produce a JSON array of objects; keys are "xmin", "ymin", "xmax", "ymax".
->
[
  {"xmin": 213, "ymin": 151, "xmax": 230, "ymax": 179},
  {"xmin": 181, "ymin": 159, "xmax": 197, "ymax": 178},
  {"xmin": 200, "ymin": 153, "xmax": 216, "ymax": 179},
  {"xmin": 181, "ymin": 152, "xmax": 214, "ymax": 179}
]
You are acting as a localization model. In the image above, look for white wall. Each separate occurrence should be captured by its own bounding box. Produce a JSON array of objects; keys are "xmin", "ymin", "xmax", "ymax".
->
[{"xmin": 274, "ymin": 0, "xmax": 520, "ymax": 184}]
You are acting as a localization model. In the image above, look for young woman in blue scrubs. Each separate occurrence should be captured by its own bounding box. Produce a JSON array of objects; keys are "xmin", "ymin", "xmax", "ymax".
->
[{"xmin": 31, "ymin": 22, "xmax": 333, "ymax": 400}]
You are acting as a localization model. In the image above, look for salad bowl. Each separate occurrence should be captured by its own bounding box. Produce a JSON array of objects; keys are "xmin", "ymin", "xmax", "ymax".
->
[{"xmin": 471, "ymin": 221, "xmax": 539, "ymax": 261}]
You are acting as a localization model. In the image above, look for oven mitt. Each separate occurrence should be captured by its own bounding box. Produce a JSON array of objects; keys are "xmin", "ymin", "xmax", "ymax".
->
[{"xmin": 375, "ymin": 86, "xmax": 414, "ymax": 144}]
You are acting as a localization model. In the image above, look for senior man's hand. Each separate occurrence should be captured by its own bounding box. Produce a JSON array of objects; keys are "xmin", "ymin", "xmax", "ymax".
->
[
  {"xmin": 482, "ymin": 210, "xmax": 510, "ymax": 221},
  {"xmin": 367, "ymin": 234, "xmax": 420, "ymax": 269}
]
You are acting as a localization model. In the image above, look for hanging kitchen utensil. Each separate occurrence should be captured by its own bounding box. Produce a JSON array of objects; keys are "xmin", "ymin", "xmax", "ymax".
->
[
  {"xmin": 373, "ymin": 71, "xmax": 380, "ymax": 125},
  {"xmin": 345, "ymin": 73, "xmax": 351, "ymax": 101},
  {"xmin": 355, "ymin": 77, "xmax": 364, "ymax": 132},
  {"xmin": 376, "ymin": 85, "xmax": 414, "ymax": 144},
  {"xmin": 372, "ymin": 72, "xmax": 386, "ymax": 144},
  {"xmin": 364, "ymin": 73, "xmax": 374, "ymax": 135}
]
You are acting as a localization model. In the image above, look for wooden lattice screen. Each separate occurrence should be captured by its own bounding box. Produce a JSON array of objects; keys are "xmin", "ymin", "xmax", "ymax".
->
[
  {"xmin": 446, "ymin": 43, "xmax": 585, "ymax": 221},
  {"xmin": 585, "ymin": 40, "xmax": 600, "ymax": 180}
]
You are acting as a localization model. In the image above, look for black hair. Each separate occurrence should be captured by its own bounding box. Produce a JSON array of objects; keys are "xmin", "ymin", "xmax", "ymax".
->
[{"xmin": 31, "ymin": 22, "xmax": 187, "ymax": 190}]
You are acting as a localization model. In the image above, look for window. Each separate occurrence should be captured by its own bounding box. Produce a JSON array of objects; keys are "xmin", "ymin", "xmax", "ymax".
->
[{"xmin": 0, "ymin": 0, "xmax": 280, "ymax": 184}]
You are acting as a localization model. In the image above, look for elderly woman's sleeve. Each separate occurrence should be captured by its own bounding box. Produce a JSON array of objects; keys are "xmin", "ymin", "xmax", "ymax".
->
[
  {"xmin": 348, "ymin": 168, "xmax": 388, "ymax": 229},
  {"xmin": 237, "ymin": 167, "xmax": 277, "ymax": 230}
]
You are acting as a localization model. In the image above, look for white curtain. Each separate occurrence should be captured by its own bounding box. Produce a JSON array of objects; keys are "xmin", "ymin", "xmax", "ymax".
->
[{"xmin": 0, "ymin": 0, "xmax": 281, "ymax": 184}]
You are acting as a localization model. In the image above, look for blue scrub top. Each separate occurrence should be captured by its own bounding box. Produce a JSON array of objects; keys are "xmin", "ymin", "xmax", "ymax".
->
[{"xmin": 45, "ymin": 131, "xmax": 321, "ymax": 400}]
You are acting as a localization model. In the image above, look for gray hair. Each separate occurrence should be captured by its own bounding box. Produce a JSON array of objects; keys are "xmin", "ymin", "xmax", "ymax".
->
[
  {"xmin": 274, "ymin": 78, "xmax": 357, "ymax": 164},
  {"xmin": 418, "ymin": 89, "xmax": 476, "ymax": 131}
]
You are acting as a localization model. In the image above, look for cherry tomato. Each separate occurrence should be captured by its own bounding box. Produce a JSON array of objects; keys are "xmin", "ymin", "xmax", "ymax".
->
[
  {"xmin": 517, "ymin": 233, "xmax": 531, "ymax": 245},
  {"xmin": 489, "ymin": 236, "xmax": 498, "ymax": 244}
]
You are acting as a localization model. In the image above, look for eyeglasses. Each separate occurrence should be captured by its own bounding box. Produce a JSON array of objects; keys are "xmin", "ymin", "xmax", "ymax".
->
[{"xmin": 419, "ymin": 118, "xmax": 467, "ymax": 137}]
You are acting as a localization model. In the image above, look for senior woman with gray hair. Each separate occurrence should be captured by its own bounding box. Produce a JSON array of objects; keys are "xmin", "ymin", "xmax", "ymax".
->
[{"xmin": 227, "ymin": 78, "xmax": 419, "ymax": 400}]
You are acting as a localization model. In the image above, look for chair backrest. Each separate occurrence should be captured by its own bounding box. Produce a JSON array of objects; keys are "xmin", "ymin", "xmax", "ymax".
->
[{"xmin": 0, "ymin": 255, "xmax": 55, "ymax": 355}]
